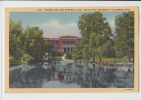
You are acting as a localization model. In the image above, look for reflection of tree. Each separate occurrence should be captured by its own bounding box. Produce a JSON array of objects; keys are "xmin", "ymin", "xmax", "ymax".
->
[
  {"xmin": 24, "ymin": 68, "xmax": 52, "ymax": 87},
  {"xmin": 9, "ymin": 68, "xmax": 22, "ymax": 88}
]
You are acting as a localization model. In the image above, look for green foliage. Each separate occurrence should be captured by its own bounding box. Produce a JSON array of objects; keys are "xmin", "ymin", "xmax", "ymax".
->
[
  {"xmin": 74, "ymin": 12, "xmax": 133, "ymax": 63},
  {"xmin": 66, "ymin": 52, "xmax": 72, "ymax": 59},
  {"xmin": 74, "ymin": 12, "xmax": 113, "ymax": 63},
  {"xmin": 44, "ymin": 42, "xmax": 52, "ymax": 53},
  {"xmin": 55, "ymin": 57, "xmax": 62, "ymax": 61},
  {"xmin": 9, "ymin": 20, "xmax": 53, "ymax": 64},
  {"xmin": 81, "ymin": 39, "xmax": 92, "ymax": 65},
  {"xmin": 9, "ymin": 20, "xmax": 23, "ymax": 36},
  {"xmin": 9, "ymin": 56, "xmax": 21, "ymax": 64},
  {"xmin": 21, "ymin": 54, "xmax": 33, "ymax": 62},
  {"xmin": 56, "ymin": 51, "xmax": 63, "ymax": 56},
  {"xmin": 89, "ymin": 56, "xmax": 133, "ymax": 62},
  {"xmin": 72, "ymin": 39, "xmax": 83, "ymax": 62},
  {"xmin": 54, "ymin": 50, "xmax": 62, "ymax": 56},
  {"xmin": 22, "ymin": 26, "xmax": 45, "ymax": 61},
  {"xmin": 78, "ymin": 12, "xmax": 112, "ymax": 39},
  {"xmin": 102, "ymin": 40, "xmax": 115, "ymax": 58},
  {"xmin": 50, "ymin": 50, "xmax": 62, "ymax": 57},
  {"xmin": 115, "ymin": 12, "xmax": 134, "ymax": 61},
  {"xmin": 9, "ymin": 20, "xmax": 24, "ymax": 60}
]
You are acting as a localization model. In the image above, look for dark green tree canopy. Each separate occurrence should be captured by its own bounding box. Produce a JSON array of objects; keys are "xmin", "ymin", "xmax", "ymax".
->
[
  {"xmin": 115, "ymin": 11, "xmax": 134, "ymax": 61},
  {"xmin": 78, "ymin": 12, "xmax": 112, "ymax": 39},
  {"xmin": 10, "ymin": 19, "xmax": 23, "ymax": 36},
  {"xmin": 73, "ymin": 12, "xmax": 114, "ymax": 63},
  {"xmin": 9, "ymin": 20, "xmax": 53, "ymax": 63}
]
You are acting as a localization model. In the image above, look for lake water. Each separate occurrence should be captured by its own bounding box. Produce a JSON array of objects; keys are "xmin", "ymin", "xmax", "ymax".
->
[{"xmin": 9, "ymin": 61, "xmax": 134, "ymax": 88}]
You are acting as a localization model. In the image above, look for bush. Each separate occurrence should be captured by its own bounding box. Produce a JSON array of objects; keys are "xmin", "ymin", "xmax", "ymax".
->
[
  {"xmin": 56, "ymin": 57, "xmax": 62, "ymax": 61},
  {"xmin": 51, "ymin": 57, "xmax": 62, "ymax": 61},
  {"xmin": 21, "ymin": 54, "xmax": 33, "ymax": 62},
  {"xmin": 66, "ymin": 52, "xmax": 72, "ymax": 59},
  {"xmin": 56, "ymin": 51, "xmax": 63, "ymax": 56},
  {"xmin": 10, "ymin": 56, "xmax": 21, "ymax": 64},
  {"xmin": 50, "ymin": 50, "xmax": 62, "ymax": 57}
]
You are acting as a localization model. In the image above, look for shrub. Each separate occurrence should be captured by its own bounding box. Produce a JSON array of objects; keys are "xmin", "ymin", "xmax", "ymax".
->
[
  {"xmin": 21, "ymin": 54, "xmax": 33, "ymax": 62},
  {"xmin": 66, "ymin": 52, "xmax": 72, "ymax": 59},
  {"xmin": 56, "ymin": 57, "xmax": 62, "ymax": 61},
  {"xmin": 9, "ymin": 56, "xmax": 21, "ymax": 64}
]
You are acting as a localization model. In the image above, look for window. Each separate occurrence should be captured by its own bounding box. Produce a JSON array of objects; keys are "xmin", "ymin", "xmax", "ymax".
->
[{"xmin": 64, "ymin": 41, "xmax": 66, "ymax": 45}]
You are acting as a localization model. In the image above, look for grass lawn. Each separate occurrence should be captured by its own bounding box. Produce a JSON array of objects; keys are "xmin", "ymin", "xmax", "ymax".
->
[
  {"xmin": 89, "ymin": 56, "xmax": 133, "ymax": 62},
  {"xmin": 65, "ymin": 56, "xmax": 133, "ymax": 63},
  {"xmin": 55, "ymin": 56, "xmax": 63, "ymax": 61}
]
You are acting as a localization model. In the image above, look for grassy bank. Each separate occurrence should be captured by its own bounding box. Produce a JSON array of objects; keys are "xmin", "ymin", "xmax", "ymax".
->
[
  {"xmin": 10, "ymin": 56, "xmax": 63, "ymax": 64},
  {"xmin": 89, "ymin": 56, "xmax": 133, "ymax": 62},
  {"xmin": 67, "ymin": 56, "xmax": 133, "ymax": 63}
]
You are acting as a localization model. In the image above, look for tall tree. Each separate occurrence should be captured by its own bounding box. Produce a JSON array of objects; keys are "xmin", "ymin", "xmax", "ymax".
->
[
  {"xmin": 115, "ymin": 12, "xmax": 134, "ymax": 62},
  {"xmin": 9, "ymin": 20, "xmax": 53, "ymax": 63},
  {"xmin": 23, "ymin": 26, "xmax": 45, "ymax": 61},
  {"xmin": 77, "ymin": 12, "xmax": 112, "ymax": 62},
  {"xmin": 72, "ymin": 38, "xmax": 83, "ymax": 64},
  {"xmin": 78, "ymin": 12, "xmax": 112, "ymax": 39},
  {"xmin": 9, "ymin": 20, "xmax": 23, "ymax": 59}
]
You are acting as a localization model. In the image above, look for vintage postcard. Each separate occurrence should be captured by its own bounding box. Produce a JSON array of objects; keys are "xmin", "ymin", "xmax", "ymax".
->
[{"xmin": 5, "ymin": 7, "xmax": 139, "ymax": 92}]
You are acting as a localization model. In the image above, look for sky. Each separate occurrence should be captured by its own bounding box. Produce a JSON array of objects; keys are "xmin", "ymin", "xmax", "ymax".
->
[{"xmin": 10, "ymin": 12, "xmax": 123, "ymax": 38}]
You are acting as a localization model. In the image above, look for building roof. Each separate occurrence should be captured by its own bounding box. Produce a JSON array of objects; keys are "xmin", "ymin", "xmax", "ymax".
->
[
  {"xmin": 59, "ymin": 36, "xmax": 78, "ymax": 39},
  {"xmin": 43, "ymin": 36, "xmax": 79, "ymax": 40},
  {"xmin": 43, "ymin": 38, "xmax": 59, "ymax": 40}
]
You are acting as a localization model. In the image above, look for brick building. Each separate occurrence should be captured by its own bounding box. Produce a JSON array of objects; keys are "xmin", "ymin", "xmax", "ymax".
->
[{"xmin": 43, "ymin": 36, "xmax": 79, "ymax": 53}]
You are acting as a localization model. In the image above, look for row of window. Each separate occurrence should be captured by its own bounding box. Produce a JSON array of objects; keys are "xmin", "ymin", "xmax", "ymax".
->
[
  {"xmin": 52, "ymin": 47, "xmax": 58, "ymax": 50},
  {"xmin": 52, "ymin": 42, "xmax": 58, "ymax": 45},
  {"xmin": 63, "ymin": 41, "xmax": 75, "ymax": 45},
  {"xmin": 51, "ymin": 41, "xmax": 76, "ymax": 45}
]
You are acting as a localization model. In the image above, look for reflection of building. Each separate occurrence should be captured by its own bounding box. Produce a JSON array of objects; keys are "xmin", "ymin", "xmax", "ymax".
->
[{"xmin": 43, "ymin": 36, "xmax": 79, "ymax": 53}]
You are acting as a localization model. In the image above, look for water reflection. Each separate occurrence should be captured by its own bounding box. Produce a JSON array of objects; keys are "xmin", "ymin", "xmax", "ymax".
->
[{"xmin": 9, "ymin": 61, "xmax": 134, "ymax": 88}]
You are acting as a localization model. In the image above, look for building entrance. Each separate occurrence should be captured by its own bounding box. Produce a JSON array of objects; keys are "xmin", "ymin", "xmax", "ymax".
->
[
  {"xmin": 63, "ymin": 48, "xmax": 73, "ymax": 53},
  {"xmin": 64, "ymin": 48, "xmax": 66, "ymax": 53}
]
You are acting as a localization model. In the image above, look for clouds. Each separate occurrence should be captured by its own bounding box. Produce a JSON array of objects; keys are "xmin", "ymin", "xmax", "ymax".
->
[
  {"xmin": 28, "ymin": 19, "xmax": 115, "ymax": 38},
  {"xmin": 42, "ymin": 19, "xmax": 81, "ymax": 38},
  {"xmin": 42, "ymin": 19, "xmax": 116, "ymax": 38},
  {"xmin": 43, "ymin": 19, "xmax": 77, "ymax": 30},
  {"xmin": 109, "ymin": 20, "xmax": 115, "ymax": 34},
  {"xmin": 10, "ymin": 12, "xmax": 123, "ymax": 38}
]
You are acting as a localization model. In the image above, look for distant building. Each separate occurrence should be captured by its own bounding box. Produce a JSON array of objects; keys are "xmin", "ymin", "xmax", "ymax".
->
[{"xmin": 43, "ymin": 36, "xmax": 79, "ymax": 53}]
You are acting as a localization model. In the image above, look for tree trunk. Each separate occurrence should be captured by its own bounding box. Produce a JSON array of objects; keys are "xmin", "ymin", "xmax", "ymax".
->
[
  {"xmin": 133, "ymin": 54, "xmax": 134, "ymax": 64},
  {"xmin": 99, "ymin": 54, "xmax": 102, "ymax": 62},
  {"xmin": 93, "ymin": 51, "xmax": 95, "ymax": 63},
  {"xmin": 128, "ymin": 55, "xmax": 131, "ymax": 62},
  {"xmin": 133, "ymin": 56, "xmax": 134, "ymax": 64}
]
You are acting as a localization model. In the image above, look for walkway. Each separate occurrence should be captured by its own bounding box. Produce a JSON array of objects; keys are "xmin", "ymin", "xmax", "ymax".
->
[{"xmin": 62, "ymin": 55, "xmax": 66, "ymax": 61}]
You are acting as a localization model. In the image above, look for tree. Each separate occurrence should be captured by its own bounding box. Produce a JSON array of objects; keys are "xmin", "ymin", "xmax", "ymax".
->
[
  {"xmin": 9, "ymin": 19, "xmax": 53, "ymax": 63},
  {"xmin": 77, "ymin": 12, "xmax": 112, "ymax": 62},
  {"xmin": 9, "ymin": 20, "xmax": 23, "ymax": 60},
  {"xmin": 102, "ymin": 40, "xmax": 115, "ymax": 58},
  {"xmin": 89, "ymin": 32, "xmax": 97, "ymax": 62},
  {"xmin": 23, "ymin": 26, "xmax": 46, "ymax": 61},
  {"xmin": 115, "ymin": 12, "xmax": 134, "ymax": 62},
  {"xmin": 78, "ymin": 12, "xmax": 112, "ymax": 39},
  {"xmin": 9, "ymin": 19, "xmax": 23, "ymax": 36},
  {"xmin": 43, "ymin": 42, "xmax": 52, "ymax": 54},
  {"xmin": 72, "ymin": 38, "xmax": 83, "ymax": 64}
]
